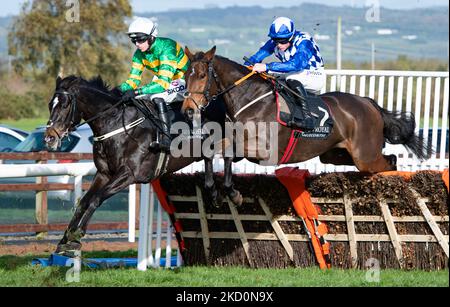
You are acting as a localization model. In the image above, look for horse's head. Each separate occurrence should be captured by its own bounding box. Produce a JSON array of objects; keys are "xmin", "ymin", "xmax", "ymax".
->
[
  {"xmin": 45, "ymin": 76, "xmax": 83, "ymax": 151},
  {"xmin": 181, "ymin": 46, "xmax": 217, "ymax": 121}
]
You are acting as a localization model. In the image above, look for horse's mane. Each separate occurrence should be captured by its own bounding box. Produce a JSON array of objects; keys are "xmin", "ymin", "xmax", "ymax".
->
[
  {"xmin": 61, "ymin": 75, "xmax": 122, "ymax": 100},
  {"xmin": 86, "ymin": 76, "xmax": 112, "ymax": 92}
]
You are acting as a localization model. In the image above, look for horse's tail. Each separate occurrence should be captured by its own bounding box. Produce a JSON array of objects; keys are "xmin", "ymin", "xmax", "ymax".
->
[{"xmin": 366, "ymin": 97, "xmax": 432, "ymax": 160}]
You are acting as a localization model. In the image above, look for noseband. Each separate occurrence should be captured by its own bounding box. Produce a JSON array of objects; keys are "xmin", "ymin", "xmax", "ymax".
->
[
  {"xmin": 51, "ymin": 90, "xmax": 79, "ymax": 135},
  {"xmin": 184, "ymin": 59, "xmax": 256, "ymax": 113},
  {"xmin": 184, "ymin": 60, "xmax": 220, "ymax": 112}
]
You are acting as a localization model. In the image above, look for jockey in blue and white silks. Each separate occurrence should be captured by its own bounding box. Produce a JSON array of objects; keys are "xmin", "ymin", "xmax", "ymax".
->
[{"xmin": 245, "ymin": 17, "xmax": 326, "ymax": 94}]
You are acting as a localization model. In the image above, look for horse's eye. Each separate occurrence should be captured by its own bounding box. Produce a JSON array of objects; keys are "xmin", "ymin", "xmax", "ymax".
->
[{"xmin": 199, "ymin": 73, "xmax": 206, "ymax": 79}]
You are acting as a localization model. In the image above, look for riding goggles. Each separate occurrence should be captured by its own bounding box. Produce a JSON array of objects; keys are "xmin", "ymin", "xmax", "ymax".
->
[
  {"xmin": 130, "ymin": 35, "xmax": 150, "ymax": 44},
  {"xmin": 273, "ymin": 37, "xmax": 292, "ymax": 45}
]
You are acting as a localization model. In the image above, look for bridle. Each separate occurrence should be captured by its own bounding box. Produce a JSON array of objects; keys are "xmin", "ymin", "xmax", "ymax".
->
[
  {"xmin": 56, "ymin": 90, "xmax": 78, "ymax": 127},
  {"xmin": 183, "ymin": 60, "xmax": 219, "ymax": 112},
  {"xmin": 49, "ymin": 86, "xmax": 167, "ymax": 148},
  {"xmin": 50, "ymin": 87, "xmax": 125, "ymax": 134},
  {"xmin": 184, "ymin": 59, "xmax": 254, "ymax": 113}
]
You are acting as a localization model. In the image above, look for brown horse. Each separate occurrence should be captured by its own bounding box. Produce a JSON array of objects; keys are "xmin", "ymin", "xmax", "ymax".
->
[{"xmin": 181, "ymin": 46, "xmax": 430, "ymax": 205}]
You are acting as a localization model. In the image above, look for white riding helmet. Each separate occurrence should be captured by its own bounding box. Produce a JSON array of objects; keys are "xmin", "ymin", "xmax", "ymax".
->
[{"xmin": 127, "ymin": 17, "xmax": 158, "ymax": 38}]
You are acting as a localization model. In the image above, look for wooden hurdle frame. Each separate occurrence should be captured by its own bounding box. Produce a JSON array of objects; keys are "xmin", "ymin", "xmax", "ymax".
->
[{"xmin": 169, "ymin": 186, "xmax": 449, "ymax": 269}]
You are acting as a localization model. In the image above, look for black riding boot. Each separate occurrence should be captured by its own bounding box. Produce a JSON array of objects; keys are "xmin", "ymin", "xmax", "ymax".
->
[
  {"xmin": 286, "ymin": 79, "xmax": 316, "ymax": 131},
  {"xmin": 296, "ymin": 96, "xmax": 316, "ymax": 131},
  {"xmin": 150, "ymin": 98, "xmax": 171, "ymax": 152}
]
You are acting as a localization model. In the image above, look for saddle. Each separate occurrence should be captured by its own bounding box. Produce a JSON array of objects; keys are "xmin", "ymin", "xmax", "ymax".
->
[{"xmin": 275, "ymin": 80, "xmax": 334, "ymax": 140}]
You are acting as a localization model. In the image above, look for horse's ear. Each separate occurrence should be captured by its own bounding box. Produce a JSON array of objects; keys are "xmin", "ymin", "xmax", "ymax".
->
[
  {"xmin": 204, "ymin": 46, "xmax": 216, "ymax": 62},
  {"xmin": 56, "ymin": 76, "xmax": 62, "ymax": 86},
  {"xmin": 184, "ymin": 46, "xmax": 194, "ymax": 61}
]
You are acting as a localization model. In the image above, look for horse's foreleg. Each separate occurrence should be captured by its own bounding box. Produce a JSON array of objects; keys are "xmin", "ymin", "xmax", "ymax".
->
[
  {"xmin": 77, "ymin": 171, "xmax": 134, "ymax": 235},
  {"xmin": 204, "ymin": 157, "xmax": 223, "ymax": 208},
  {"xmin": 56, "ymin": 171, "xmax": 133, "ymax": 254},
  {"xmin": 319, "ymin": 148, "xmax": 355, "ymax": 165},
  {"xmin": 56, "ymin": 172, "xmax": 110, "ymax": 254},
  {"xmin": 223, "ymin": 157, "xmax": 243, "ymax": 206},
  {"xmin": 384, "ymin": 154, "xmax": 397, "ymax": 170}
]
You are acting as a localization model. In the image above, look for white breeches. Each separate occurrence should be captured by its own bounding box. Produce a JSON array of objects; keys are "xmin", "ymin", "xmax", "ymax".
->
[
  {"xmin": 285, "ymin": 69, "xmax": 326, "ymax": 94},
  {"xmin": 148, "ymin": 78, "xmax": 187, "ymax": 103}
]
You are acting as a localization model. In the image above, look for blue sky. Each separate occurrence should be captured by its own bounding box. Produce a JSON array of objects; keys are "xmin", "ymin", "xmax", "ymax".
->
[{"xmin": 1, "ymin": 0, "xmax": 448, "ymax": 16}]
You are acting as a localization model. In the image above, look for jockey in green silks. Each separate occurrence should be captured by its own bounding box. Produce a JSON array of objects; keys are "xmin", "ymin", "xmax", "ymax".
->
[{"xmin": 120, "ymin": 17, "xmax": 190, "ymax": 151}]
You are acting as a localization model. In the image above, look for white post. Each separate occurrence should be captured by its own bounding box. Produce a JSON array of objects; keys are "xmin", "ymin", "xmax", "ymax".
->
[
  {"xmin": 387, "ymin": 76, "xmax": 395, "ymax": 111},
  {"xmin": 176, "ymin": 248, "xmax": 183, "ymax": 267},
  {"xmin": 74, "ymin": 175, "xmax": 83, "ymax": 205},
  {"xmin": 359, "ymin": 76, "xmax": 366, "ymax": 97},
  {"xmin": 128, "ymin": 184, "xmax": 136, "ymax": 243},
  {"xmin": 369, "ymin": 76, "xmax": 376, "ymax": 99},
  {"xmin": 165, "ymin": 214, "xmax": 172, "ymax": 268},
  {"xmin": 377, "ymin": 76, "xmax": 385, "ymax": 107},
  {"xmin": 423, "ymin": 77, "xmax": 432, "ymax": 147},
  {"xmin": 431, "ymin": 78, "xmax": 441, "ymax": 160},
  {"xmin": 147, "ymin": 187, "xmax": 155, "ymax": 267},
  {"xmin": 439, "ymin": 78, "xmax": 449, "ymax": 169},
  {"xmin": 414, "ymin": 77, "xmax": 423, "ymax": 134},
  {"xmin": 330, "ymin": 75, "xmax": 337, "ymax": 92},
  {"xmin": 406, "ymin": 77, "xmax": 413, "ymax": 113},
  {"xmin": 137, "ymin": 183, "xmax": 150, "ymax": 271},
  {"xmin": 154, "ymin": 201, "xmax": 163, "ymax": 268},
  {"xmin": 349, "ymin": 75, "xmax": 356, "ymax": 94},
  {"xmin": 396, "ymin": 76, "xmax": 404, "ymax": 111}
]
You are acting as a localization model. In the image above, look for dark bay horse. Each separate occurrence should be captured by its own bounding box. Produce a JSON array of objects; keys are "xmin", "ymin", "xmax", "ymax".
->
[
  {"xmin": 181, "ymin": 47, "xmax": 430, "ymax": 204},
  {"xmin": 45, "ymin": 75, "xmax": 219, "ymax": 254}
]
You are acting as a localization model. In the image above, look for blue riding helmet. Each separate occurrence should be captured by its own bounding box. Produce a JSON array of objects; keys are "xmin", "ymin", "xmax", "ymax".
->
[{"xmin": 268, "ymin": 17, "xmax": 296, "ymax": 40}]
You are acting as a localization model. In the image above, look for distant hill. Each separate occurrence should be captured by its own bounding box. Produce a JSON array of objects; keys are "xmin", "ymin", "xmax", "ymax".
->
[{"xmin": 1, "ymin": 3, "xmax": 448, "ymax": 64}]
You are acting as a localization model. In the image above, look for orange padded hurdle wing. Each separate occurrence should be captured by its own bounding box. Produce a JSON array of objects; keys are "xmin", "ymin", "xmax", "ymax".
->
[
  {"xmin": 443, "ymin": 169, "xmax": 449, "ymax": 192},
  {"xmin": 276, "ymin": 167, "xmax": 331, "ymax": 269}
]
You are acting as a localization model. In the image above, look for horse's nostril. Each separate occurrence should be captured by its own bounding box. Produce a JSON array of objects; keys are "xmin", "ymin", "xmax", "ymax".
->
[
  {"xmin": 45, "ymin": 136, "xmax": 55, "ymax": 143},
  {"xmin": 185, "ymin": 108, "xmax": 195, "ymax": 121}
]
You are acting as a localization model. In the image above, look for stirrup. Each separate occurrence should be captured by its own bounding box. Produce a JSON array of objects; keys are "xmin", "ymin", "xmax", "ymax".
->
[{"xmin": 149, "ymin": 136, "xmax": 171, "ymax": 152}]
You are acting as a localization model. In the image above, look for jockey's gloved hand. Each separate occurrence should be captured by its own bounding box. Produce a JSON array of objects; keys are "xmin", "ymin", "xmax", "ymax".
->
[{"xmin": 122, "ymin": 90, "xmax": 137, "ymax": 101}]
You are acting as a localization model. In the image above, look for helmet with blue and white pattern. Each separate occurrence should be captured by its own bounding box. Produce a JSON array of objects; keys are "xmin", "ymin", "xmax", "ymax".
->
[{"xmin": 268, "ymin": 17, "xmax": 296, "ymax": 40}]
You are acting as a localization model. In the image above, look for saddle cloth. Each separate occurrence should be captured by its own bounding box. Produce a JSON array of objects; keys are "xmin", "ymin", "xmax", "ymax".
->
[{"xmin": 276, "ymin": 88, "xmax": 334, "ymax": 140}]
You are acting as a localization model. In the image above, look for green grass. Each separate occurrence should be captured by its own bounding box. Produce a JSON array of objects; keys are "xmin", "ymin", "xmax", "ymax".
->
[
  {"xmin": 0, "ymin": 251, "xmax": 447, "ymax": 287},
  {"xmin": 1, "ymin": 118, "xmax": 48, "ymax": 132}
]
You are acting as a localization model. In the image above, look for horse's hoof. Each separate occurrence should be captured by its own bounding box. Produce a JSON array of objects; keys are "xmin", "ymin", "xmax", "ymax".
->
[
  {"xmin": 55, "ymin": 242, "xmax": 81, "ymax": 255},
  {"xmin": 212, "ymin": 195, "xmax": 224, "ymax": 208},
  {"xmin": 230, "ymin": 191, "xmax": 243, "ymax": 207}
]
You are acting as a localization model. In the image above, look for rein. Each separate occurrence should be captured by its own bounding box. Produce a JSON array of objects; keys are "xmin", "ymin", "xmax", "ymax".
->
[
  {"xmin": 53, "ymin": 86, "xmax": 165, "ymax": 145},
  {"xmin": 184, "ymin": 60, "xmax": 256, "ymax": 112},
  {"xmin": 74, "ymin": 86, "xmax": 126, "ymax": 129},
  {"xmin": 54, "ymin": 87, "xmax": 125, "ymax": 132}
]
